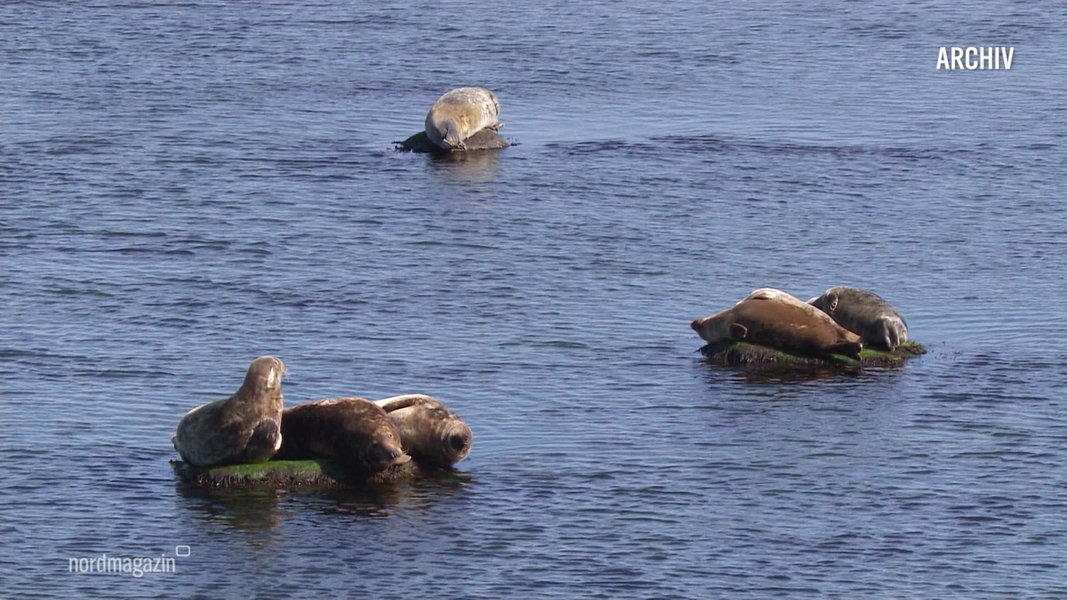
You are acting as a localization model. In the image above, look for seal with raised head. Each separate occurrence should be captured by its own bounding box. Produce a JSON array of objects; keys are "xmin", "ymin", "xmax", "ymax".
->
[
  {"xmin": 809, "ymin": 286, "xmax": 909, "ymax": 351},
  {"xmin": 691, "ymin": 288, "xmax": 863, "ymax": 359},
  {"xmin": 373, "ymin": 394, "xmax": 472, "ymax": 468},
  {"xmin": 172, "ymin": 356, "xmax": 285, "ymax": 467},
  {"xmin": 424, "ymin": 87, "xmax": 502, "ymax": 151},
  {"xmin": 275, "ymin": 398, "xmax": 409, "ymax": 474}
]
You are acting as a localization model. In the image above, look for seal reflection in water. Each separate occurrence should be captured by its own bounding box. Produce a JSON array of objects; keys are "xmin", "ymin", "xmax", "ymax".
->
[
  {"xmin": 275, "ymin": 398, "xmax": 410, "ymax": 474},
  {"xmin": 424, "ymin": 87, "xmax": 502, "ymax": 151},
  {"xmin": 691, "ymin": 288, "xmax": 863, "ymax": 359},
  {"xmin": 172, "ymin": 356, "xmax": 285, "ymax": 467},
  {"xmin": 809, "ymin": 286, "xmax": 909, "ymax": 351},
  {"xmin": 373, "ymin": 394, "xmax": 472, "ymax": 468}
]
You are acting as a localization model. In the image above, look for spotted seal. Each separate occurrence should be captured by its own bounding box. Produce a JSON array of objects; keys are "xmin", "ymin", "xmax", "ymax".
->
[
  {"xmin": 808, "ymin": 286, "xmax": 909, "ymax": 351},
  {"xmin": 373, "ymin": 394, "xmax": 472, "ymax": 468},
  {"xmin": 275, "ymin": 398, "xmax": 409, "ymax": 474},
  {"xmin": 424, "ymin": 87, "xmax": 502, "ymax": 151},
  {"xmin": 691, "ymin": 288, "xmax": 863, "ymax": 359},
  {"xmin": 172, "ymin": 356, "xmax": 285, "ymax": 467}
]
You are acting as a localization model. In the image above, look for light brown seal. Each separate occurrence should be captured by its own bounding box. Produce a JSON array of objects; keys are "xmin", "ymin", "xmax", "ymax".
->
[
  {"xmin": 424, "ymin": 87, "xmax": 502, "ymax": 151},
  {"xmin": 172, "ymin": 356, "xmax": 285, "ymax": 467},
  {"xmin": 275, "ymin": 398, "xmax": 409, "ymax": 474},
  {"xmin": 691, "ymin": 288, "xmax": 863, "ymax": 359},
  {"xmin": 809, "ymin": 286, "xmax": 909, "ymax": 351},
  {"xmin": 373, "ymin": 394, "xmax": 472, "ymax": 468}
]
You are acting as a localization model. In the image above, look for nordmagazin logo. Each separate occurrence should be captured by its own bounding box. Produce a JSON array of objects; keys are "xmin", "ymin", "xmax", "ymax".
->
[
  {"xmin": 67, "ymin": 546, "xmax": 190, "ymax": 578},
  {"xmin": 937, "ymin": 46, "xmax": 1015, "ymax": 70}
]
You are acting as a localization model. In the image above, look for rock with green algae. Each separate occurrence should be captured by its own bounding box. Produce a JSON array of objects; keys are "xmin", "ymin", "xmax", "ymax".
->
[
  {"xmin": 395, "ymin": 128, "xmax": 510, "ymax": 153},
  {"xmin": 699, "ymin": 340, "xmax": 926, "ymax": 370},
  {"xmin": 171, "ymin": 458, "xmax": 457, "ymax": 489}
]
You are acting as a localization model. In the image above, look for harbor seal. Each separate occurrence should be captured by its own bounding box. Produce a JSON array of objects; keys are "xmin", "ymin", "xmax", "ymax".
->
[
  {"xmin": 424, "ymin": 87, "xmax": 502, "ymax": 151},
  {"xmin": 691, "ymin": 289, "xmax": 863, "ymax": 359},
  {"xmin": 809, "ymin": 286, "xmax": 909, "ymax": 351},
  {"xmin": 172, "ymin": 356, "xmax": 285, "ymax": 467},
  {"xmin": 373, "ymin": 394, "xmax": 472, "ymax": 468},
  {"xmin": 275, "ymin": 398, "xmax": 410, "ymax": 474}
]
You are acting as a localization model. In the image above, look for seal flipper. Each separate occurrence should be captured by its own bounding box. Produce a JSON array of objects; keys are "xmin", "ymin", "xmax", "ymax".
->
[
  {"xmin": 239, "ymin": 419, "xmax": 281, "ymax": 463},
  {"xmin": 729, "ymin": 323, "xmax": 749, "ymax": 340},
  {"xmin": 830, "ymin": 341, "xmax": 863, "ymax": 361},
  {"xmin": 826, "ymin": 293, "xmax": 840, "ymax": 315},
  {"xmin": 880, "ymin": 316, "xmax": 908, "ymax": 351}
]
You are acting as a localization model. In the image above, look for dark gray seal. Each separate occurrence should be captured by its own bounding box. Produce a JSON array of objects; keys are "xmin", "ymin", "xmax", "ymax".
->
[
  {"xmin": 808, "ymin": 286, "xmax": 909, "ymax": 351},
  {"xmin": 275, "ymin": 398, "xmax": 409, "ymax": 474},
  {"xmin": 373, "ymin": 394, "xmax": 472, "ymax": 468},
  {"xmin": 172, "ymin": 356, "xmax": 285, "ymax": 467}
]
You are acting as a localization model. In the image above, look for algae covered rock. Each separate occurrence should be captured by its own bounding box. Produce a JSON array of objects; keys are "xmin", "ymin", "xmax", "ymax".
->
[
  {"xmin": 396, "ymin": 128, "xmax": 509, "ymax": 154},
  {"xmin": 698, "ymin": 340, "xmax": 925, "ymax": 370},
  {"xmin": 171, "ymin": 458, "xmax": 457, "ymax": 489}
]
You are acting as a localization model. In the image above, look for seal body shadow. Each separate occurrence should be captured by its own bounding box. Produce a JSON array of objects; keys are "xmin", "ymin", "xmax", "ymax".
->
[
  {"xmin": 276, "ymin": 398, "xmax": 410, "ymax": 475},
  {"xmin": 809, "ymin": 286, "xmax": 909, "ymax": 351},
  {"xmin": 172, "ymin": 356, "xmax": 285, "ymax": 467},
  {"xmin": 373, "ymin": 394, "xmax": 472, "ymax": 468}
]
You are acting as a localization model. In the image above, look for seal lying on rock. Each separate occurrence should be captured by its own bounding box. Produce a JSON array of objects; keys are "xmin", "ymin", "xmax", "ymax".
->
[
  {"xmin": 172, "ymin": 356, "xmax": 285, "ymax": 467},
  {"xmin": 275, "ymin": 398, "xmax": 410, "ymax": 474},
  {"xmin": 809, "ymin": 286, "xmax": 909, "ymax": 351},
  {"xmin": 373, "ymin": 394, "xmax": 472, "ymax": 468},
  {"xmin": 425, "ymin": 87, "xmax": 502, "ymax": 151},
  {"xmin": 691, "ymin": 288, "xmax": 863, "ymax": 359}
]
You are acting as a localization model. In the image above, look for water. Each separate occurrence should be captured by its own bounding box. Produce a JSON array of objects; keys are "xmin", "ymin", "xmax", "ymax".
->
[{"xmin": 2, "ymin": 1, "xmax": 1066, "ymax": 598}]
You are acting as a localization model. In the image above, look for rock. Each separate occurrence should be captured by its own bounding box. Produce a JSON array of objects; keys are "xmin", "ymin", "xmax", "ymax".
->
[{"xmin": 396, "ymin": 128, "xmax": 510, "ymax": 154}]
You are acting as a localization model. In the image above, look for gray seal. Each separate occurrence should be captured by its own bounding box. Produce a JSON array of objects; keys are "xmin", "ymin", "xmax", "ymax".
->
[
  {"xmin": 172, "ymin": 356, "xmax": 285, "ymax": 467},
  {"xmin": 373, "ymin": 394, "xmax": 472, "ymax": 468},
  {"xmin": 275, "ymin": 398, "xmax": 410, "ymax": 474},
  {"xmin": 424, "ymin": 87, "xmax": 502, "ymax": 151},
  {"xmin": 808, "ymin": 286, "xmax": 909, "ymax": 351}
]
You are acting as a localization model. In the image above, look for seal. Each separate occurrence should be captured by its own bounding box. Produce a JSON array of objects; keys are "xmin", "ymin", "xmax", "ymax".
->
[
  {"xmin": 373, "ymin": 394, "xmax": 472, "ymax": 468},
  {"xmin": 424, "ymin": 87, "xmax": 502, "ymax": 151},
  {"xmin": 809, "ymin": 286, "xmax": 909, "ymax": 351},
  {"xmin": 275, "ymin": 398, "xmax": 410, "ymax": 474},
  {"xmin": 691, "ymin": 288, "xmax": 863, "ymax": 359},
  {"xmin": 172, "ymin": 356, "xmax": 285, "ymax": 467}
]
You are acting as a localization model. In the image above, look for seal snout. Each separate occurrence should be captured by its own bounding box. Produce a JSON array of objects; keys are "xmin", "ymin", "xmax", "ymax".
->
[{"xmin": 444, "ymin": 422, "xmax": 473, "ymax": 462}]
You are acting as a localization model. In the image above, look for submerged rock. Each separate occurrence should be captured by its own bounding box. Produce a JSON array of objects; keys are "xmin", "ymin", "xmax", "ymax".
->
[
  {"xmin": 698, "ymin": 340, "xmax": 925, "ymax": 370},
  {"xmin": 171, "ymin": 458, "xmax": 459, "ymax": 489},
  {"xmin": 396, "ymin": 128, "xmax": 510, "ymax": 154}
]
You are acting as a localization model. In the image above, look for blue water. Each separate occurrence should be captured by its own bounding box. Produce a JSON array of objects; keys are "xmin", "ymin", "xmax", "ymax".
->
[{"xmin": 2, "ymin": 1, "xmax": 1066, "ymax": 598}]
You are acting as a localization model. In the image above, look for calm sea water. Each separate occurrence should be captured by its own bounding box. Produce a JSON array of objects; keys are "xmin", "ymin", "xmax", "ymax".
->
[{"xmin": 2, "ymin": 1, "xmax": 1066, "ymax": 598}]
